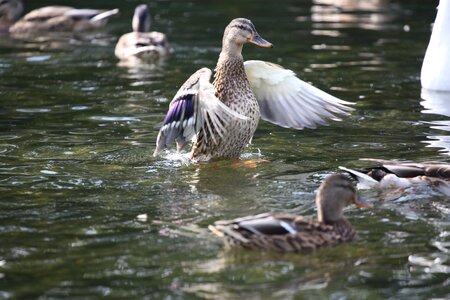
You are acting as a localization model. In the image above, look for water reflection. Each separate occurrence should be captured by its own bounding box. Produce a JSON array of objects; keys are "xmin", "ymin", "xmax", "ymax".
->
[
  {"xmin": 8, "ymin": 31, "xmax": 116, "ymax": 50},
  {"xmin": 421, "ymin": 89, "xmax": 450, "ymax": 155},
  {"xmin": 1, "ymin": 0, "xmax": 449, "ymax": 299},
  {"xmin": 117, "ymin": 56, "xmax": 168, "ymax": 87},
  {"xmin": 421, "ymin": 89, "xmax": 450, "ymax": 117},
  {"xmin": 309, "ymin": 0, "xmax": 397, "ymax": 37}
]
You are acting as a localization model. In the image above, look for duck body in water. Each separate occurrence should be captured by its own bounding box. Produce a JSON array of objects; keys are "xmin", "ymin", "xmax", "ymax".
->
[
  {"xmin": 209, "ymin": 174, "xmax": 370, "ymax": 253},
  {"xmin": 154, "ymin": 18, "xmax": 354, "ymax": 161}
]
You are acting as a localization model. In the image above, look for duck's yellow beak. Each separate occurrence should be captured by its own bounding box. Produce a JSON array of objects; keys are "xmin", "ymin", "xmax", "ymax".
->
[
  {"xmin": 249, "ymin": 35, "xmax": 273, "ymax": 48},
  {"xmin": 353, "ymin": 197, "xmax": 372, "ymax": 208}
]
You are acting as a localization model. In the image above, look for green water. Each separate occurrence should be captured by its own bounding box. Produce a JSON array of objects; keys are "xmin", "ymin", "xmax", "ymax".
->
[{"xmin": 0, "ymin": 0, "xmax": 449, "ymax": 299}]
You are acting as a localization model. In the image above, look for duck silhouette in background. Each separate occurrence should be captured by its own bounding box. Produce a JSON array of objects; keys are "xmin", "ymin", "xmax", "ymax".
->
[
  {"xmin": 0, "ymin": 0, "xmax": 23, "ymax": 32},
  {"xmin": 2, "ymin": 0, "xmax": 118, "ymax": 33},
  {"xmin": 115, "ymin": 4, "xmax": 170, "ymax": 61}
]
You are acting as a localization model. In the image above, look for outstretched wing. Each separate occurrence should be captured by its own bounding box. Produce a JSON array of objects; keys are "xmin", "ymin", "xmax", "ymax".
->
[
  {"xmin": 154, "ymin": 68, "xmax": 247, "ymax": 156},
  {"xmin": 244, "ymin": 60, "xmax": 354, "ymax": 129}
]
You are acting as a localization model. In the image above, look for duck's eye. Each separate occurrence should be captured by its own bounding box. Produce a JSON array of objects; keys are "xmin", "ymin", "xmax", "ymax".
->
[{"xmin": 232, "ymin": 24, "xmax": 252, "ymax": 33}]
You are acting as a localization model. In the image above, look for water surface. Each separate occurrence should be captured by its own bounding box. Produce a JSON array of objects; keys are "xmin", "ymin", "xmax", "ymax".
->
[{"xmin": 0, "ymin": 0, "xmax": 449, "ymax": 299}]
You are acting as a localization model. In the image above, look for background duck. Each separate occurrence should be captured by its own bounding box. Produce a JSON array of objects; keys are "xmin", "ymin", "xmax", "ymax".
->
[
  {"xmin": 0, "ymin": 0, "xmax": 23, "ymax": 32},
  {"xmin": 115, "ymin": 4, "xmax": 170, "ymax": 61},
  {"xmin": 209, "ymin": 174, "xmax": 370, "ymax": 253},
  {"xmin": 340, "ymin": 159, "xmax": 450, "ymax": 197},
  {"xmin": 153, "ymin": 18, "xmax": 354, "ymax": 161},
  {"xmin": 421, "ymin": 0, "xmax": 450, "ymax": 91},
  {"xmin": 8, "ymin": 1, "xmax": 119, "ymax": 33}
]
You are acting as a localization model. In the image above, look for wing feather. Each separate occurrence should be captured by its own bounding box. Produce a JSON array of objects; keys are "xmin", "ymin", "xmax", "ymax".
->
[
  {"xmin": 154, "ymin": 68, "xmax": 247, "ymax": 156},
  {"xmin": 244, "ymin": 60, "xmax": 354, "ymax": 129}
]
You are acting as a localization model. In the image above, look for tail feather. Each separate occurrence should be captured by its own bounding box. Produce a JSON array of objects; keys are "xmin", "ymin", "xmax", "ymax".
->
[
  {"xmin": 90, "ymin": 8, "xmax": 119, "ymax": 23},
  {"xmin": 338, "ymin": 166, "xmax": 379, "ymax": 189}
]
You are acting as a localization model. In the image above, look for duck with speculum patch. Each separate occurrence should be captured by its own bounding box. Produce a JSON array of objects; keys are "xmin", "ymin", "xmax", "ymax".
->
[
  {"xmin": 153, "ymin": 18, "xmax": 354, "ymax": 162},
  {"xmin": 209, "ymin": 174, "xmax": 371, "ymax": 253}
]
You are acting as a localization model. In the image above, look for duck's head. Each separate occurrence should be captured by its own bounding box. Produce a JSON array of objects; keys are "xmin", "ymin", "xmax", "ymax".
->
[
  {"xmin": 132, "ymin": 4, "xmax": 150, "ymax": 33},
  {"xmin": 316, "ymin": 174, "xmax": 370, "ymax": 224},
  {"xmin": 0, "ymin": 0, "xmax": 24, "ymax": 23},
  {"xmin": 222, "ymin": 18, "xmax": 272, "ymax": 53}
]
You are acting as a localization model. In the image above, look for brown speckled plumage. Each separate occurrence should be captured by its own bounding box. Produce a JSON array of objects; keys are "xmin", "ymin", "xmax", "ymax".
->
[
  {"xmin": 213, "ymin": 214, "xmax": 356, "ymax": 252},
  {"xmin": 209, "ymin": 174, "xmax": 369, "ymax": 253},
  {"xmin": 186, "ymin": 18, "xmax": 270, "ymax": 160},
  {"xmin": 154, "ymin": 18, "xmax": 354, "ymax": 160},
  {"xmin": 191, "ymin": 54, "xmax": 260, "ymax": 160}
]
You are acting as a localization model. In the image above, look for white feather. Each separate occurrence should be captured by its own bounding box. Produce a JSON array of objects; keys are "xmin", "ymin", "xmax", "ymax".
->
[
  {"xmin": 244, "ymin": 60, "xmax": 354, "ymax": 130},
  {"xmin": 421, "ymin": 0, "xmax": 450, "ymax": 91},
  {"xmin": 280, "ymin": 221, "xmax": 298, "ymax": 234},
  {"xmin": 90, "ymin": 8, "xmax": 119, "ymax": 23},
  {"xmin": 338, "ymin": 166, "xmax": 379, "ymax": 189}
]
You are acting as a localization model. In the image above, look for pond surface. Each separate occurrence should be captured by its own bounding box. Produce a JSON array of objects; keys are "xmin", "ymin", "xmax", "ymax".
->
[{"xmin": 0, "ymin": 0, "xmax": 449, "ymax": 299}]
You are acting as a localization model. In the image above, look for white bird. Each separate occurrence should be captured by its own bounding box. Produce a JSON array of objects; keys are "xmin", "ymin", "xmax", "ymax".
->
[{"xmin": 421, "ymin": 0, "xmax": 450, "ymax": 91}]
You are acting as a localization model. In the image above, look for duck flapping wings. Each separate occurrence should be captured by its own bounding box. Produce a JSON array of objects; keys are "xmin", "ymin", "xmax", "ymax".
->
[{"xmin": 154, "ymin": 61, "xmax": 354, "ymax": 155}]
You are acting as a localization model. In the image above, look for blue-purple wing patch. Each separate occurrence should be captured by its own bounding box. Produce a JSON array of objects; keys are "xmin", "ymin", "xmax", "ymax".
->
[{"xmin": 153, "ymin": 93, "xmax": 199, "ymax": 156}]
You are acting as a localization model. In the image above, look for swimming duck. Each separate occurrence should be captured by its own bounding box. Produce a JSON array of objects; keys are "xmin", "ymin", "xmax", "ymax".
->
[
  {"xmin": 339, "ymin": 159, "xmax": 450, "ymax": 196},
  {"xmin": 8, "ymin": 0, "xmax": 118, "ymax": 33},
  {"xmin": 115, "ymin": 4, "xmax": 169, "ymax": 60},
  {"xmin": 153, "ymin": 18, "xmax": 354, "ymax": 161},
  {"xmin": 208, "ymin": 174, "xmax": 370, "ymax": 252},
  {"xmin": 421, "ymin": 0, "xmax": 450, "ymax": 91},
  {"xmin": 0, "ymin": 0, "xmax": 23, "ymax": 32}
]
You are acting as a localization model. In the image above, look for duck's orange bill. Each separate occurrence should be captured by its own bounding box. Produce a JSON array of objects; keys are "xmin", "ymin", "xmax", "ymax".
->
[
  {"xmin": 249, "ymin": 35, "xmax": 273, "ymax": 48},
  {"xmin": 354, "ymin": 197, "xmax": 372, "ymax": 208}
]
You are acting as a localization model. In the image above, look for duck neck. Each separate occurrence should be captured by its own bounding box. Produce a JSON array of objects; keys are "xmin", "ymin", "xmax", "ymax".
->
[
  {"xmin": 1, "ymin": 1, "xmax": 23, "ymax": 23},
  {"xmin": 435, "ymin": 0, "xmax": 450, "ymax": 32},
  {"xmin": 317, "ymin": 199, "xmax": 345, "ymax": 225},
  {"xmin": 133, "ymin": 13, "xmax": 150, "ymax": 33},
  {"xmin": 213, "ymin": 43, "xmax": 249, "ymax": 105}
]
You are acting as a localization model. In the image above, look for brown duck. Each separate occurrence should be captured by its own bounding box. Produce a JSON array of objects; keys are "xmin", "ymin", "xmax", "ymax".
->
[
  {"xmin": 153, "ymin": 18, "xmax": 354, "ymax": 161},
  {"xmin": 115, "ymin": 4, "xmax": 170, "ymax": 61},
  {"xmin": 209, "ymin": 174, "xmax": 370, "ymax": 253},
  {"xmin": 5, "ymin": 0, "xmax": 118, "ymax": 33},
  {"xmin": 0, "ymin": 0, "xmax": 23, "ymax": 32}
]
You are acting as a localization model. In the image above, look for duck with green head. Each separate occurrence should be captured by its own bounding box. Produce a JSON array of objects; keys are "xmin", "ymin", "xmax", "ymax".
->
[{"xmin": 154, "ymin": 18, "xmax": 354, "ymax": 161}]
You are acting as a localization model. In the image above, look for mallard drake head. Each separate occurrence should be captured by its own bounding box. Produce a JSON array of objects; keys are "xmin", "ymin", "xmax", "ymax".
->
[
  {"xmin": 132, "ymin": 4, "xmax": 150, "ymax": 33},
  {"xmin": 316, "ymin": 174, "xmax": 370, "ymax": 224},
  {"xmin": 222, "ymin": 18, "xmax": 272, "ymax": 52},
  {"xmin": 0, "ymin": 0, "xmax": 23, "ymax": 24}
]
